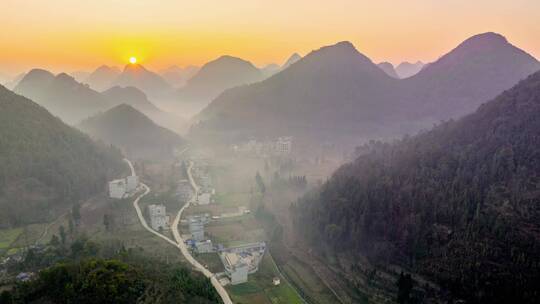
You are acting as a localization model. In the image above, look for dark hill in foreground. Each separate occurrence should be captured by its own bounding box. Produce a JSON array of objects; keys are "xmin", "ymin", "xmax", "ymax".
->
[{"xmin": 0, "ymin": 85, "xmax": 124, "ymax": 227}]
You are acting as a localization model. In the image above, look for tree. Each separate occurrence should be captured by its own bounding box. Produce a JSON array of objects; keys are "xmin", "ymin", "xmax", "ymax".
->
[
  {"xmin": 50, "ymin": 234, "xmax": 60, "ymax": 247},
  {"xmin": 59, "ymin": 225, "xmax": 66, "ymax": 245},
  {"xmin": 397, "ymin": 272, "xmax": 414, "ymax": 304},
  {"xmin": 72, "ymin": 203, "xmax": 81, "ymax": 225},
  {"xmin": 255, "ymin": 171, "xmax": 266, "ymax": 195},
  {"xmin": 103, "ymin": 214, "xmax": 112, "ymax": 232},
  {"xmin": 68, "ymin": 217, "xmax": 75, "ymax": 237}
]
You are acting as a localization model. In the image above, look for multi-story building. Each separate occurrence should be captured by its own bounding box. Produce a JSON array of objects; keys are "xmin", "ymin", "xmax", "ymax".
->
[
  {"xmin": 275, "ymin": 137, "xmax": 292, "ymax": 154},
  {"xmin": 188, "ymin": 216, "xmax": 206, "ymax": 241},
  {"xmin": 147, "ymin": 204, "xmax": 169, "ymax": 231},
  {"xmin": 222, "ymin": 254, "xmax": 249, "ymax": 284},
  {"xmin": 219, "ymin": 242, "xmax": 266, "ymax": 285}
]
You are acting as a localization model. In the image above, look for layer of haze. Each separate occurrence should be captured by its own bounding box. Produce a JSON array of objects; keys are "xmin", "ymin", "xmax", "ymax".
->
[{"xmin": 1, "ymin": 0, "xmax": 539, "ymax": 74}]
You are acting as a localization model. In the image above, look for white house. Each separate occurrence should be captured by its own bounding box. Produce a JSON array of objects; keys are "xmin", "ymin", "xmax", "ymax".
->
[
  {"xmin": 198, "ymin": 192, "xmax": 212, "ymax": 205},
  {"xmin": 219, "ymin": 242, "xmax": 266, "ymax": 285},
  {"xmin": 222, "ymin": 253, "xmax": 249, "ymax": 285},
  {"xmin": 109, "ymin": 179, "xmax": 126, "ymax": 199},
  {"xmin": 126, "ymin": 175, "xmax": 139, "ymax": 192},
  {"xmin": 189, "ymin": 217, "xmax": 205, "ymax": 241},
  {"xmin": 148, "ymin": 204, "xmax": 169, "ymax": 231}
]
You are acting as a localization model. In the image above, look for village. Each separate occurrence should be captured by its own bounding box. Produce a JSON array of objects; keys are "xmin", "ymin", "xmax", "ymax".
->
[
  {"xmin": 100, "ymin": 140, "xmax": 304, "ymax": 303},
  {"xmin": 1, "ymin": 135, "xmax": 337, "ymax": 304}
]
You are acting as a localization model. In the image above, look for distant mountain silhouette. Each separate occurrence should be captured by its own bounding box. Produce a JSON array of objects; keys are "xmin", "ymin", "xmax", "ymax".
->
[
  {"xmin": 281, "ymin": 53, "xmax": 302, "ymax": 70},
  {"xmin": 103, "ymin": 86, "xmax": 160, "ymax": 113},
  {"xmin": 402, "ymin": 32, "xmax": 540, "ymax": 121},
  {"xmin": 193, "ymin": 33, "xmax": 540, "ymax": 148},
  {"xmin": 176, "ymin": 55, "xmax": 264, "ymax": 113},
  {"xmin": 0, "ymin": 84, "xmax": 124, "ymax": 226},
  {"xmin": 78, "ymin": 104, "xmax": 184, "ymax": 159},
  {"xmin": 3, "ymin": 72, "xmax": 26, "ymax": 90},
  {"xmin": 112, "ymin": 64, "xmax": 173, "ymax": 99},
  {"xmin": 70, "ymin": 70, "xmax": 91, "ymax": 82},
  {"xmin": 0, "ymin": 71, "xmax": 11, "ymax": 85},
  {"xmin": 377, "ymin": 62, "xmax": 399, "ymax": 78},
  {"xmin": 159, "ymin": 65, "xmax": 199, "ymax": 88},
  {"xmin": 261, "ymin": 63, "xmax": 281, "ymax": 78},
  {"xmin": 15, "ymin": 69, "xmax": 111, "ymax": 124},
  {"xmin": 194, "ymin": 41, "xmax": 400, "ymax": 146},
  {"xmin": 395, "ymin": 61, "xmax": 424, "ymax": 78},
  {"xmin": 85, "ymin": 65, "xmax": 120, "ymax": 91},
  {"xmin": 103, "ymin": 86, "xmax": 187, "ymax": 133}
]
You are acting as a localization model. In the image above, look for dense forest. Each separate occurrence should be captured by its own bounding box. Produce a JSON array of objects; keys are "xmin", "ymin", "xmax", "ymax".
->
[
  {"xmin": 0, "ymin": 85, "xmax": 125, "ymax": 227},
  {"xmin": 1, "ymin": 237, "xmax": 221, "ymax": 303},
  {"xmin": 293, "ymin": 71, "xmax": 540, "ymax": 303}
]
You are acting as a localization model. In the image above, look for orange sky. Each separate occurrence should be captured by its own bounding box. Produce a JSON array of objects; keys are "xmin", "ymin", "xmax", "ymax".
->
[{"xmin": 1, "ymin": 0, "xmax": 539, "ymax": 75}]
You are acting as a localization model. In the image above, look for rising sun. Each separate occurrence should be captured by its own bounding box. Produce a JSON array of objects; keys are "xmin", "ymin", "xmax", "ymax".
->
[{"xmin": 129, "ymin": 56, "xmax": 137, "ymax": 64}]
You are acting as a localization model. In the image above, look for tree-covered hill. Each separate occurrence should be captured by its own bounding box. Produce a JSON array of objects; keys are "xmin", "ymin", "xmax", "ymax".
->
[
  {"xmin": 294, "ymin": 71, "xmax": 540, "ymax": 303},
  {"xmin": 78, "ymin": 104, "xmax": 185, "ymax": 160},
  {"xmin": 1, "ymin": 237, "xmax": 221, "ymax": 304},
  {"xmin": 0, "ymin": 85, "xmax": 125, "ymax": 227}
]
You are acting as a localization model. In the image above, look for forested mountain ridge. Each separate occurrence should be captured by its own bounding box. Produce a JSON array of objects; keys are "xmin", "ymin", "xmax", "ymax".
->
[
  {"xmin": 78, "ymin": 104, "xmax": 185, "ymax": 159},
  {"xmin": 0, "ymin": 85, "xmax": 124, "ymax": 227},
  {"xmin": 293, "ymin": 71, "xmax": 540, "ymax": 303}
]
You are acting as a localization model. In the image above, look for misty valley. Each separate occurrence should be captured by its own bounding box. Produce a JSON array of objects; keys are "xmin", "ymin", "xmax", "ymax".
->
[{"xmin": 1, "ymin": 3, "xmax": 540, "ymax": 303}]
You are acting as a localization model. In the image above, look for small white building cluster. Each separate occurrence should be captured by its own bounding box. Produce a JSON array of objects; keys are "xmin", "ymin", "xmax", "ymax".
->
[
  {"xmin": 108, "ymin": 175, "xmax": 139, "ymax": 199},
  {"xmin": 219, "ymin": 242, "xmax": 266, "ymax": 285},
  {"xmin": 232, "ymin": 136, "xmax": 293, "ymax": 156},
  {"xmin": 186, "ymin": 214, "xmax": 214, "ymax": 253},
  {"xmin": 147, "ymin": 204, "xmax": 170, "ymax": 231}
]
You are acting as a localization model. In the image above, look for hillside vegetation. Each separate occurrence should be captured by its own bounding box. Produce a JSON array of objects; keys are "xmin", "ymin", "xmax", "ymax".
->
[
  {"xmin": 0, "ymin": 86, "xmax": 124, "ymax": 227},
  {"xmin": 78, "ymin": 104, "xmax": 185, "ymax": 159},
  {"xmin": 294, "ymin": 72, "xmax": 540, "ymax": 303},
  {"xmin": 1, "ymin": 237, "xmax": 221, "ymax": 304}
]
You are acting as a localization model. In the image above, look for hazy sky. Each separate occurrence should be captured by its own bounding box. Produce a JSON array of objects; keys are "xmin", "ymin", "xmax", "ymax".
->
[{"xmin": 1, "ymin": 0, "xmax": 539, "ymax": 74}]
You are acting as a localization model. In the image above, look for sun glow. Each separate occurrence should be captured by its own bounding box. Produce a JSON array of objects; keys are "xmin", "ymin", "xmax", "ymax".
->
[{"xmin": 129, "ymin": 56, "xmax": 137, "ymax": 64}]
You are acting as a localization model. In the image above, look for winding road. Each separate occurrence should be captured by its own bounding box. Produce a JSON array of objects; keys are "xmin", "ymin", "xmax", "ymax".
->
[
  {"xmin": 126, "ymin": 158, "xmax": 233, "ymax": 304},
  {"xmin": 171, "ymin": 161, "xmax": 233, "ymax": 304}
]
